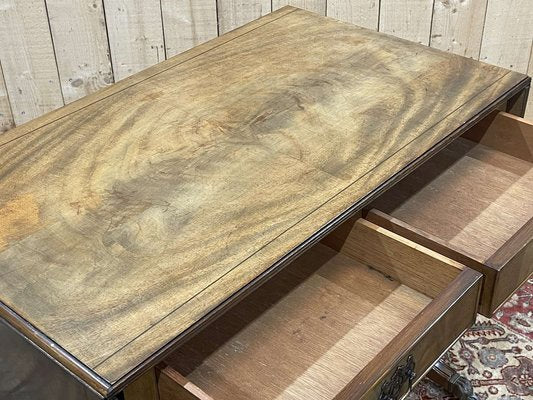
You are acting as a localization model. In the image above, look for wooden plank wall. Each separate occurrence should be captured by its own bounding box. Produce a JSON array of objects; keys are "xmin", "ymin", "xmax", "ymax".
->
[{"xmin": 0, "ymin": 0, "xmax": 532, "ymax": 132}]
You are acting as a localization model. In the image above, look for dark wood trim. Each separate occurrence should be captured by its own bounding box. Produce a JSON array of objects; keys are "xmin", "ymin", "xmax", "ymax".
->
[
  {"xmin": 98, "ymin": 74, "xmax": 532, "ymax": 395},
  {"xmin": 0, "ymin": 301, "xmax": 111, "ymax": 397},
  {"xmin": 505, "ymin": 85, "xmax": 531, "ymax": 117},
  {"xmin": 486, "ymin": 217, "xmax": 533, "ymax": 269},
  {"xmin": 335, "ymin": 268, "xmax": 482, "ymax": 400},
  {"xmin": 1, "ymin": 25, "xmax": 530, "ymax": 399},
  {"xmin": 365, "ymin": 208, "xmax": 498, "ymax": 316}
]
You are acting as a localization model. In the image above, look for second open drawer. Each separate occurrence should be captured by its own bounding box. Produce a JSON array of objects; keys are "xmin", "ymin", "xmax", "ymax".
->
[
  {"xmin": 367, "ymin": 111, "xmax": 533, "ymax": 316},
  {"xmin": 155, "ymin": 219, "xmax": 481, "ymax": 400}
]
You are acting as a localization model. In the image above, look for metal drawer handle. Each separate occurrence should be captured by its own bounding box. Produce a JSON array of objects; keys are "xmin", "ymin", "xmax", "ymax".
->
[{"xmin": 379, "ymin": 355, "xmax": 416, "ymax": 400}]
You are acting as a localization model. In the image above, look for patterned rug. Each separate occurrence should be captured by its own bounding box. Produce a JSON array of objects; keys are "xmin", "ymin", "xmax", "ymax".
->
[{"xmin": 406, "ymin": 277, "xmax": 533, "ymax": 400}]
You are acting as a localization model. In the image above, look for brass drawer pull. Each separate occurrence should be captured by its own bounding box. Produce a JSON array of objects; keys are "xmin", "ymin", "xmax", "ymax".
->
[{"xmin": 379, "ymin": 355, "xmax": 416, "ymax": 400}]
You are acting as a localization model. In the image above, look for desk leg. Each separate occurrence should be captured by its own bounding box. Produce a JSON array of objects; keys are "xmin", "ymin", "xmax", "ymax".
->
[
  {"xmin": 123, "ymin": 368, "xmax": 160, "ymax": 400},
  {"xmin": 428, "ymin": 361, "xmax": 478, "ymax": 400},
  {"xmin": 505, "ymin": 86, "xmax": 530, "ymax": 117}
]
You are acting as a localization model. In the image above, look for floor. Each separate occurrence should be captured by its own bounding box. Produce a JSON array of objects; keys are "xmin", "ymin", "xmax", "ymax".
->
[{"xmin": 407, "ymin": 278, "xmax": 533, "ymax": 400}]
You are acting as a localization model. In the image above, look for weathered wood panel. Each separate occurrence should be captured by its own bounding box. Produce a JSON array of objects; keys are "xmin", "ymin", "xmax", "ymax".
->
[
  {"xmin": 46, "ymin": 0, "xmax": 113, "ymax": 104},
  {"xmin": 217, "ymin": 0, "xmax": 272, "ymax": 34},
  {"xmin": 0, "ymin": 0, "xmax": 63, "ymax": 125},
  {"xmin": 480, "ymin": 0, "xmax": 533, "ymax": 73},
  {"xmin": 1, "ymin": 1, "xmax": 532, "ymax": 132},
  {"xmin": 327, "ymin": 0, "xmax": 379, "ymax": 30},
  {"xmin": 273, "ymin": 0, "xmax": 326, "ymax": 15},
  {"xmin": 0, "ymin": 8, "xmax": 526, "ymax": 393},
  {"xmin": 104, "ymin": 0, "xmax": 166, "ymax": 81},
  {"xmin": 0, "ymin": 63, "xmax": 14, "ymax": 133},
  {"xmin": 430, "ymin": 0, "xmax": 488, "ymax": 58},
  {"xmin": 161, "ymin": 0, "xmax": 218, "ymax": 57},
  {"xmin": 379, "ymin": 0, "xmax": 434, "ymax": 45}
]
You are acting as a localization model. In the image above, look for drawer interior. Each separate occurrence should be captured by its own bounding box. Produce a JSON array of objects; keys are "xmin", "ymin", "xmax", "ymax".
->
[
  {"xmin": 370, "ymin": 111, "xmax": 533, "ymax": 265},
  {"xmin": 158, "ymin": 219, "xmax": 465, "ymax": 400}
]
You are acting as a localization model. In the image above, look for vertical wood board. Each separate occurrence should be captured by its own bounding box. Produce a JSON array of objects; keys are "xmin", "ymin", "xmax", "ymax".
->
[
  {"xmin": 217, "ymin": 0, "xmax": 272, "ymax": 34},
  {"xmin": 104, "ymin": 0, "xmax": 166, "ymax": 81},
  {"xmin": 0, "ymin": 0, "xmax": 64, "ymax": 124},
  {"xmin": 46, "ymin": 0, "xmax": 113, "ymax": 103},
  {"xmin": 327, "ymin": 0, "xmax": 379, "ymax": 30},
  {"xmin": 480, "ymin": 0, "xmax": 533, "ymax": 73},
  {"xmin": 272, "ymin": 1, "xmax": 327, "ymax": 16},
  {"xmin": 379, "ymin": 0, "xmax": 434, "ymax": 45},
  {"xmin": 0, "ymin": 63, "xmax": 14, "ymax": 133},
  {"xmin": 430, "ymin": 0, "xmax": 488, "ymax": 59},
  {"xmin": 161, "ymin": 0, "xmax": 218, "ymax": 58}
]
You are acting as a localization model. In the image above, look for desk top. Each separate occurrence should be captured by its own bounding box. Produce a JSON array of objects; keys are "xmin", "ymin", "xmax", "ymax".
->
[{"xmin": 0, "ymin": 6, "xmax": 528, "ymax": 396}]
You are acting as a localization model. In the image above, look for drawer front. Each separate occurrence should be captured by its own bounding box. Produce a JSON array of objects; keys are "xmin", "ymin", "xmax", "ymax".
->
[
  {"xmin": 488, "ymin": 224, "xmax": 533, "ymax": 312},
  {"xmin": 155, "ymin": 219, "xmax": 481, "ymax": 400},
  {"xmin": 338, "ymin": 268, "xmax": 481, "ymax": 400},
  {"xmin": 368, "ymin": 111, "xmax": 533, "ymax": 316}
]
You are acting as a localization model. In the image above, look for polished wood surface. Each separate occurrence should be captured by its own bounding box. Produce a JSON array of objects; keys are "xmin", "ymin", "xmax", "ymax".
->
[
  {"xmin": 370, "ymin": 111, "xmax": 533, "ymax": 315},
  {"xmin": 0, "ymin": 6, "xmax": 527, "ymax": 394}
]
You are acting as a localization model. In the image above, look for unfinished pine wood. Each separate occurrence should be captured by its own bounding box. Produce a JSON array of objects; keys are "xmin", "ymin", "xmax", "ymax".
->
[
  {"xmin": 217, "ymin": 0, "xmax": 272, "ymax": 34},
  {"xmin": 341, "ymin": 268, "xmax": 481, "ymax": 400},
  {"xmin": 0, "ymin": 0, "xmax": 64, "ymax": 124},
  {"xmin": 273, "ymin": 0, "xmax": 326, "ymax": 15},
  {"xmin": 322, "ymin": 219, "xmax": 464, "ymax": 298},
  {"xmin": 379, "ymin": 0, "xmax": 434, "ymax": 45},
  {"xmin": 161, "ymin": 244, "xmax": 431, "ymax": 400},
  {"xmin": 46, "ymin": 0, "xmax": 113, "ymax": 104},
  {"xmin": 371, "ymin": 137, "xmax": 533, "ymax": 263},
  {"xmin": 327, "ymin": 0, "xmax": 379, "ymax": 30},
  {"xmin": 158, "ymin": 366, "xmax": 213, "ymax": 400},
  {"xmin": 0, "ymin": 63, "xmax": 14, "ymax": 133},
  {"xmin": 161, "ymin": 0, "xmax": 218, "ymax": 57},
  {"xmin": 0, "ymin": 7, "xmax": 528, "ymax": 395},
  {"xmin": 104, "ymin": 0, "xmax": 166, "ymax": 81},
  {"xmin": 480, "ymin": 0, "xmax": 533, "ymax": 73},
  {"xmin": 430, "ymin": 0, "xmax": 488, "ymax": 58},
  {"xmin": 370, "ymin": 112, "xmax": 533, "ymax": 314}
]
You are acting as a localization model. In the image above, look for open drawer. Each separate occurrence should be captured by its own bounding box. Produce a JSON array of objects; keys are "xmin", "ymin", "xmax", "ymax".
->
[
  {"xmin": 367, "ymin": 111, "xmax": 533, "ymax": 316},
  {"xmin": 156, "ymin": 219, "xmax": 481, "ymax": 400}
]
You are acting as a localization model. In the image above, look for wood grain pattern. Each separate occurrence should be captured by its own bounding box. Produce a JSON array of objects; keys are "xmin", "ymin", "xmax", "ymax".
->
[
  {"xmin": 161, "ymin": 0, "xmax": 218, "ymax": 57},
  {"xmin": 0, "ymin": 62, "xmax": 14, "ymax": 133},
  {"xmin": 0, "ymin": 7, "xmax": 527, "ymax": 395},
  {"xmin": 322, "ymin": 219, "xmax": 464, "ymax": 298},
  {"xmin": 379, "ymin": 0, "xmax": 434, "ymax": 45},
  {"xmin": 488, "ymin": 220, "xmax": 533, "ymax": 311},
  {"xmin": 327, "ymin": 0, "xmax": 379, "ymax": 30},
  {"xmin": 104, "ymin": 0, "xmax": 166, "ymax": 81},
  {"xmin": 158, "ymin": 365, "xmax": 214, "ymax": 400},
  {"xmin": 273, "ymin": 0, "xmax": 327, "ymax": 15},
  {"xmin": 46, "ymin": 0, "xmax": 113, "ymax": 103},
  {"xmin": 365, "ymin": 208, "xmax": 499, "ymax": 316},
  {"xmin": 161, "ymin": 243, "xmax": 431, "ymax": 400},
  {"xmin": 123, "ymin": 368, "xmax": 159, "ymax": 400},
  {"xmin": 480, "ymin": 0, "xmax": 533, "ymax": 73},
  {"xmin": 217, "ymin": 0, "xmax": 272, "ymax": 34},
  {"xmin": 430, "ymin": 0, "xmax": 488, "ymax": 58},
  {"xmin": 370, "ymin": 112, "xmax": 533, "ymax": 314},
  {"xmin": 0, "ymin": 0, "xmax": 64, "ymax": 124},
  {"xmin": 341, "ymin": 268, "xmax": 481, "ymax": 400},
  {"xmin": 371, "ymin": 137, "xmax": 533, "ymax": 263}
]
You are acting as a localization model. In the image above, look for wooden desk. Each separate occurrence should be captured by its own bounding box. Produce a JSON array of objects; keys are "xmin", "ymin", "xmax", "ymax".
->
[{"xmin": 0, "ymin": 7, "xmax": 531, "ymax": 400}]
